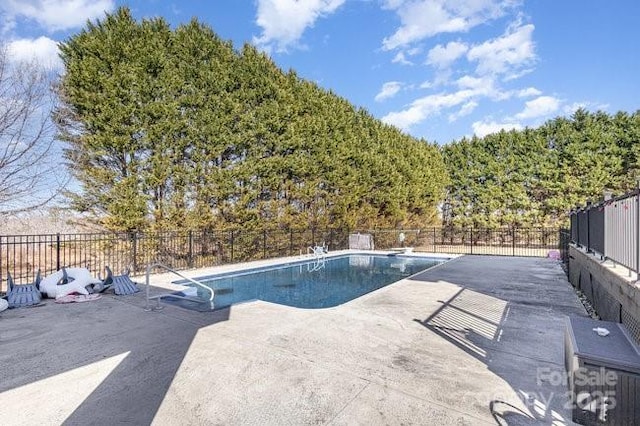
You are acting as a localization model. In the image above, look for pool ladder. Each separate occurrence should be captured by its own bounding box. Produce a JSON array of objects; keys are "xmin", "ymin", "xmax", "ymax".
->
[
  {"xmin": 307, "ymin": 243, "xmax": 328, "ymax": 272},
  {"xmin": 145, "ymin": 262, "xmax": 214, "ymax": 311},
  {"xmin": 307, "ymin": 243, "xmax": 328, "ymax": 257}
]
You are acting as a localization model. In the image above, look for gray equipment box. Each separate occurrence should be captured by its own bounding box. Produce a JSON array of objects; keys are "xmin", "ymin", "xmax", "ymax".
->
[{"xmin": 565, "ymin": 316, "xmax": 640, "ymax": 425}]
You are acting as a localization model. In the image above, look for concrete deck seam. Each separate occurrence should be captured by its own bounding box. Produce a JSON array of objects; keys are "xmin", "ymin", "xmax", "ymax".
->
[{"xmin": 324, "ymin": 381, "xmax": 371, "ymax": 425}]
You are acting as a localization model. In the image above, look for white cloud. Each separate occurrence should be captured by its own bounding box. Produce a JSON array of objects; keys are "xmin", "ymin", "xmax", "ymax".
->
[
  {"xmin": 382, "ymin": 0, "xmax": 513, "ymax": 51},
  {"xmin": 1, "ymin": 0, "xmax": 114, "ymax": 32},
  {"xmin": 517, "ymin": 87, "xmax": 542, "ymax": 98},
  {"xmin": 504, "ymin": 67, "xmax": 534, "ymax": 81},
  {"xmin": 419, "ymin": 80, "xmax": 433, "ymax": 89},
  {"xmin": 448, "ymin": 101, "xmax": 478, "ymax": 122},
  {"xmin": 467, "ymin": 22, "xmax": 536, "ymax": 77},
  {"xmin": 382, "ymin": 106, "xmax": 424, "ymax": 130},
  {"xmin": 456, "ymin": 74, "xmax": 513, "ymax": 100},
  {"xmin": 514, "ymin": 95, "xmax": 560, "ymax": 119},
  {"xmin": 426, "ymin": 41, "xmax": 468, "ymax": 68},
  {"xmin": 383, "ymin": 74, "xmax": 505, "ymax": 130},
  {"xmin": 381, "ymin": 0, "xmax": 405, "ymax": 8},
  {"xmin": 375, "ymin": 81, "xmax": 403, "ymax": 102},
  {"xmin": 382, "ymin": 88, "xmax": 478, "ymax": 129},
  {"xmin": 379, "ymin": 6, "xmax": 546, "ymax": 139},
  {"xmin": 456, "ymin": 75, "xmax": 490, "ymax": 91},
  {"xmin": 253, "ymin": 0, "xmax": 346, "ymax": 53},
  {"xmin": 563, "ymin": 102, "xmax": 588, "ymax": 114},
  {"xmin": 392, "ymin": 51, "xmax": 413, "ymax": 65},
  {"xmin": 563, "ymin": 101, "xmax": 609, "ymax": 115},
  {"xmin": 472, "ymin": 120, "xmax": 522, "ymax": 137},
  {"xmin": 7, "ymin": 36, "xmax": 61, "ymax": 70},
  {"xmin": 391, "ymin": 47, "xmax": 423, "ymax": 65}
]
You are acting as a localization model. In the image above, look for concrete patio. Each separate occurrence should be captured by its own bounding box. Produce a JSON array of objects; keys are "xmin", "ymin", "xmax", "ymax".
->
[{"xmin": 0, "ymin": 255, "xmax": 586, "ymax": 425}]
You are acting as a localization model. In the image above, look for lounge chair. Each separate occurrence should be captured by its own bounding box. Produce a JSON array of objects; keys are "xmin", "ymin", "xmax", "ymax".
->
[
  {"xmin": 93, "ymin": 266, "xmax": 140, "ymax": 295},
  {"xmin": 6, "ymin": 271, "xmax": 43, "ymax": 308}
]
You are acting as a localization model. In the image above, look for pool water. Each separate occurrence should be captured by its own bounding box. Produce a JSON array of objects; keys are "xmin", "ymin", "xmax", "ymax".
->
[{"xmin": 164, "ymin": 254, "xmax": 445, "ymax": 311}]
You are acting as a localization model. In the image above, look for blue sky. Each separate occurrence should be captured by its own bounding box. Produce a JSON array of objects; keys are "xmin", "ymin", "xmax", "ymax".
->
[{"xmin": 2, "ymin": 0, "xmax": 639, "ymax": 144}]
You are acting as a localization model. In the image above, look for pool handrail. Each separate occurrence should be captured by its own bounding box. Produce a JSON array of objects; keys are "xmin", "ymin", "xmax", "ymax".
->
[
  {"xmin": 306, "ymin": 244, "xmax": 327, "ymax": 272},
  {"xmin": 145, "ymin": 262, "xmax": 214, "ymax": 311},
  {"xmin": 307, "ymin": 243, "xmax": 328, "ymax": 257}
]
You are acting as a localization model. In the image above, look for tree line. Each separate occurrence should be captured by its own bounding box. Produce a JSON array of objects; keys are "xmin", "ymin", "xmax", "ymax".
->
[
  {"xmin": 52, "ymin": 7, "xmax": 639, "ymax": 232},
  {"xmin": 443, "ymin": 109, "xmax": 640, "ymax": 228},
  {"xmin": 55, "ymin": 7, "xmax": 446, "ymax": 233}
]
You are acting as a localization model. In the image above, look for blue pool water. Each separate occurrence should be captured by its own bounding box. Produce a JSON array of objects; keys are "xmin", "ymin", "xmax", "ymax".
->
[{"xmin": 164, "ymin": 254, "xmax": 445, "ymax": 311}]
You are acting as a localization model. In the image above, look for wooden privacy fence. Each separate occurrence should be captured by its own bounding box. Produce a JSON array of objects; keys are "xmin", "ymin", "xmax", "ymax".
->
[{"xmin": 0, "ymin": 227, "xmax": 562, "ymax": 292}]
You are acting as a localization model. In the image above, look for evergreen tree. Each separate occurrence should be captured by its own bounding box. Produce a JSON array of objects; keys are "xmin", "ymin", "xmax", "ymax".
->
[
  {"xmin": 444, "ymin": 108, "xmax": 639, "ymax": 228},
  {"xmin": 56, "ymin": 7, "xmax": 446, "ymax": 232}
]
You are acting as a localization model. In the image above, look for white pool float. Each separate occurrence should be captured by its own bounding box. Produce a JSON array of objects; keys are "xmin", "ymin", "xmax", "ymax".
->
[{"xmin": 39, "ymin": 268, "xmax": 101, "ymax": 298}]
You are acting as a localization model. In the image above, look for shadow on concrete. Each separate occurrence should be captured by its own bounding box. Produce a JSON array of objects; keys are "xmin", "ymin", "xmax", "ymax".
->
[
  {"xmin": 409, "ymin": 255, "xmax": 587, "ymax": 425},
  {"xmin": 0, "ymin": 290, "xmax": 231, "ymax": 425},
  {"xmin": 490, "ymin": 400, "xmax": 542, "ymax": 425}
]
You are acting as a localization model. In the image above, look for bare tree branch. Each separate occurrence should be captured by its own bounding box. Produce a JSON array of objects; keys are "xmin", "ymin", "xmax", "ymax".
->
[{"xmin": 0, "ymin": 44, "xmax": 68, "ymax": 218}]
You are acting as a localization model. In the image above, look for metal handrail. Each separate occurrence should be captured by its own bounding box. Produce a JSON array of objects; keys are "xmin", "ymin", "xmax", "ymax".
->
[
  {"xmin": 307, "ymin": 243, "xmax": 327, "ymax": 257},
  {"xmin": 306, "ymin": 245, "xmax": 327, "ymax": 272},
  {"xmin": 145, "ymin": 262, "xmax": 214, "ymax": 311}
]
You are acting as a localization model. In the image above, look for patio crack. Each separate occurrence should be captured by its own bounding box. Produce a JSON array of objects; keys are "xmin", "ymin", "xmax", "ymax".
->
[{"xmin": 325, "ymin": 380, "xmax": 371, "ymax": 425}]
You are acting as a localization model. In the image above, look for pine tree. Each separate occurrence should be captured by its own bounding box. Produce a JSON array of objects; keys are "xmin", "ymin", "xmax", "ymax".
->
[{"xmin": 56, "ymin": 7, "xmax": 447, "ymax": 232}]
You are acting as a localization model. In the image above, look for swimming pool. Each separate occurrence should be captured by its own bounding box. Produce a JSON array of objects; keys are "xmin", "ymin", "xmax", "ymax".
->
[{"xmin": 164, "ymin": 254, "xmax": 447, "ymax": 311}]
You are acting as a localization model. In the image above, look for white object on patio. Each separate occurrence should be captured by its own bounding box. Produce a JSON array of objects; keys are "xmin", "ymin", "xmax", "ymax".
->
[{"xmin": 39, "ymin": 268, "xmax": 100, "ymax": 298}]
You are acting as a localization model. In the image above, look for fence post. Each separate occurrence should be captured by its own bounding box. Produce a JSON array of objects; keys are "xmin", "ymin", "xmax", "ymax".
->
[
  {"xmin": 230, "ymin": 230, "xmax": 234, "ymax": 262},
  {"xmin": 470, "ymin": 228, "xmax": 473, "ymax": 255},
  {"xmin": 636, "ymin": 185, "xmax": 640, "ymax": 281},
  {"xmin": 188, "ymin": 230, "xmax": 193, "ymax": 268},
  {"xmin": 575, "ymin": 209, "xmax": 579, "ymax": 246},
  {"xmin": 56, "ymin": 233, "xmax": 61, "ymax": 271},
  {"xmin": 263, "ymin": 230, "xmax": 267, "ymax": 259},
  {"xmin": 586, "ymin": 201, "xmax": 591, "ymax": 252},
  {"xmin": 512, "ymin": 228, "xmax": 516, "ymax": 256},
  {"xmin": 289, "ymin": 229, "xmax": 293, "ymax": 255},
  {"xmin": 131, "ymin": 232, "xmax": 138, "ymax": 273},
  {"xmin": 329, "ymin": 229, "xmax": 334, "ymax": 250},
  {"xmin": 433, "ymin": 227, "xmax": 436, "ymax": 252}
]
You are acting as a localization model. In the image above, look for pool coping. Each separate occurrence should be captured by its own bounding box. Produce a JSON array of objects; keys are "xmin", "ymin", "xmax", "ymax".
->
[
  {"xmin": 159, "ymin": 251, "xmax": 455, "ymax": 311},
  {"xmin": 171, "ymin": 250, "xmax": 456, "ymax": 285},
  {"xmin": 140, "ymin": 250, "xmax": 460, "ymax": 299}
]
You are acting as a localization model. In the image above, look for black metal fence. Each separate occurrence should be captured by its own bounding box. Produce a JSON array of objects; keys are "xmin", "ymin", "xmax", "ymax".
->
[
  {"xmin": 0, "ymin": 227, "xmax": 563, "ymax": 292},
  {"xmin": 361, "ymin": 228, "xmax": 560, "ymax": 258},
  {"xmin": 559, "ymin": 228, "xmax": 571, "ymax": 273},
  {"xmin": 569, "ymin": 190, "xmax": 639, "ymax": 274},
  {"xmin": 0, "ymin": 228, "xmax": 350, "ymax": 290}
]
